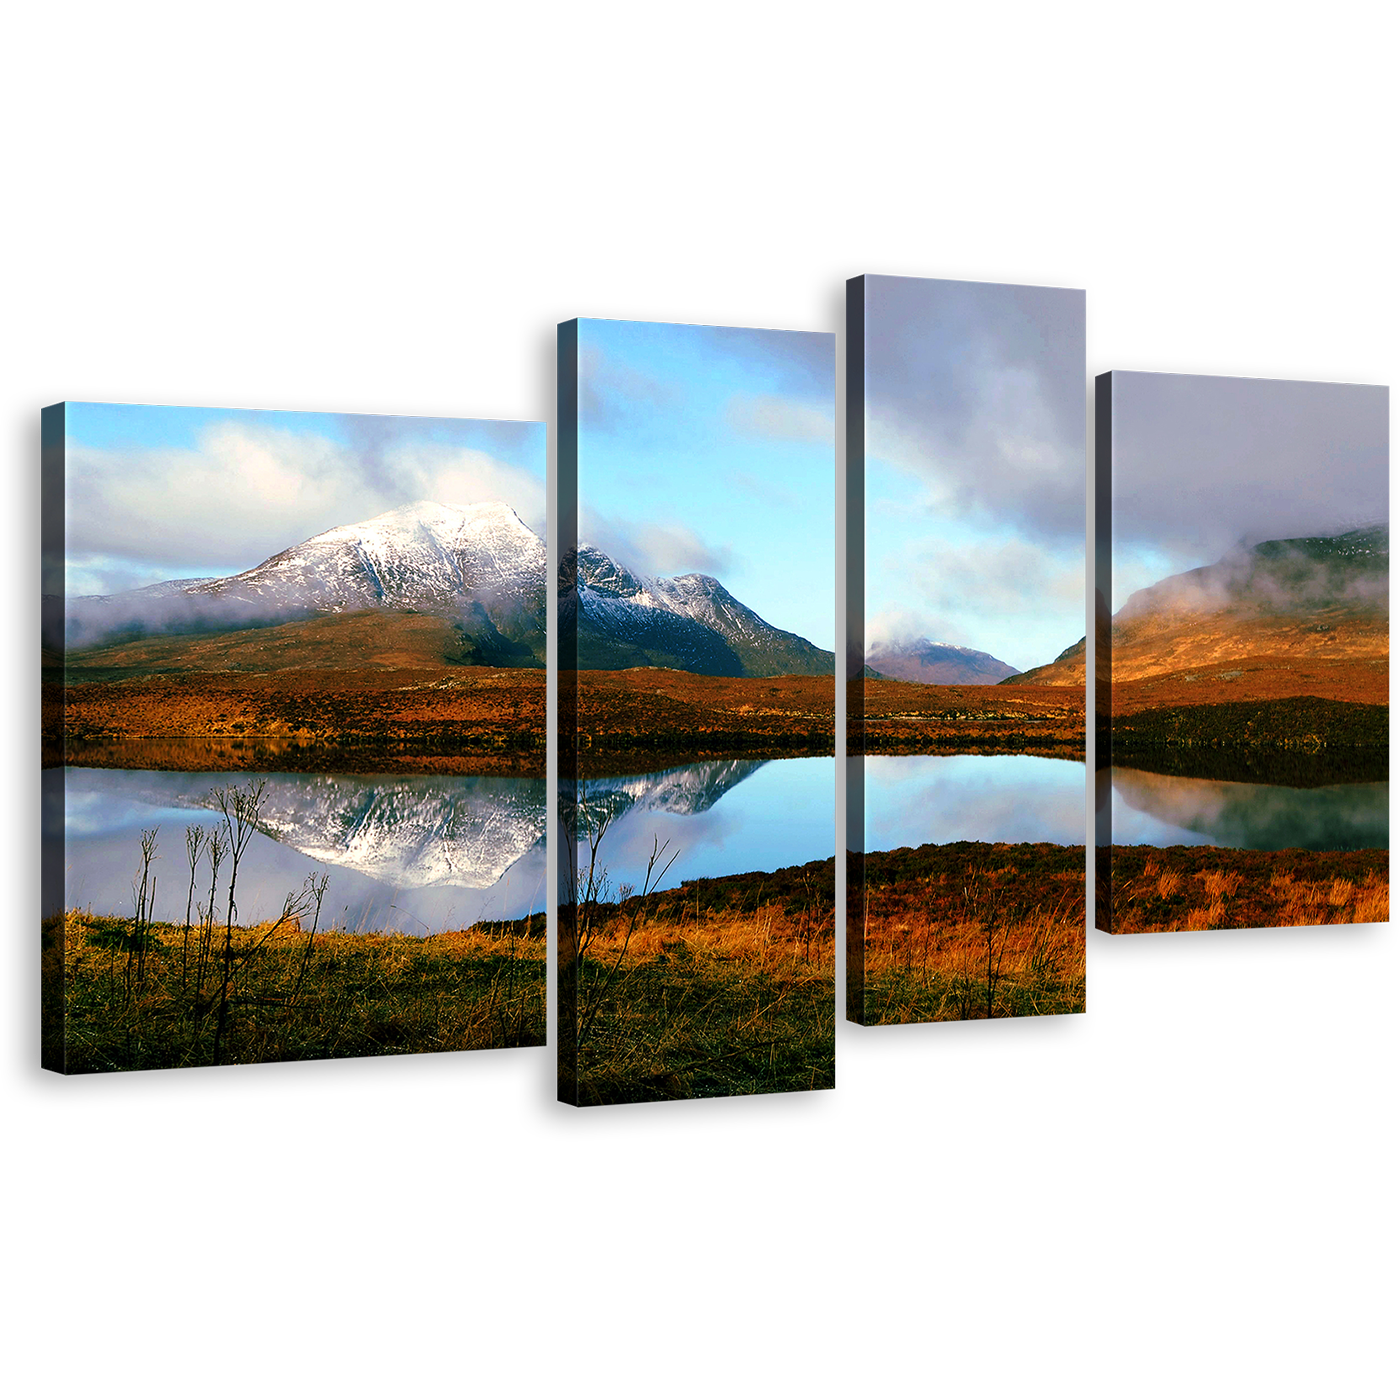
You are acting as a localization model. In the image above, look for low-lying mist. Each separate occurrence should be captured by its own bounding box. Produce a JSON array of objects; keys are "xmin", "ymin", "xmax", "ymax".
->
[{"xmin": 1117, "ymin": 526, "xmax": 1388, "ymax": 622}]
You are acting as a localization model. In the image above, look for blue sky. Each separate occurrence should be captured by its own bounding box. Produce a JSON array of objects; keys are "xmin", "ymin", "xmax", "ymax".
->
[
  {"xmin": 576, "ymin": 318, "xmax": 836, "ymax": 652},
  {"xmin": 862, "ymin": 276, "xmax": 1086, "ymax": 674},
  {"xmin": 58, "ymin": 403, "xmax": 545, "ymax": 597}
]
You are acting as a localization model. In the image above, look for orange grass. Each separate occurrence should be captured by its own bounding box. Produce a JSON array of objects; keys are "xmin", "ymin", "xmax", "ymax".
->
[
  {"xmin": 858, "ymin": 895, "xmax": 1084, "ymax": 1023},
  {"xmin": 1104, "ymin": 846, "xmax": 1388, "ymax": 934}
]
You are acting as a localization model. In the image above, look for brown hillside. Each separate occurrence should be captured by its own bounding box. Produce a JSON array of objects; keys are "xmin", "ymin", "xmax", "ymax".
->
[
  {"xmin": 1005, "ymin": 636, "xmax": 1086, "ymax": 686},
  {"xmin": 55, "ymin": 610, "xmax": 524, "ymax": 678},
  {"xmin": 1109, "ymin": 528, "xmax": 1388, "ymax": 683},
  {"xmin": 852, "ymin": 680, "xmax": 1084, "ymax": 755},
  {"xmin": 48, "ymin": 665, "xmax": 545, "ymax": 772},
  {"xmin": 1111, "ymin": 655, "xmax": 1388, "ymax": 715},
  {"xmin": 1110, "ymin": 608, "xmax": 1387, "ymax": 683}
]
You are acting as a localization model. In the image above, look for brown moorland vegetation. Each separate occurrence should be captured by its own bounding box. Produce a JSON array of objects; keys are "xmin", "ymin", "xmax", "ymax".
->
[
  {"xmin": 1110, "ymin": 655, "xmax": 1388, "ymax": 715},
  {"xmin": 558, "ymin": 858, "xmax": 835, "ymax": 1105},
  {"xmin": 47, "ymin": 735, "xmax": 543, "ymax": 777},
  {"xmin": 1111, "ymin": 695, "xmax": 1386, "ymax": 753},
  {"xmin": 849, "ymin": 842, "xmax": 1085, "ymax": 1024},
  {"xmin": 850, "ymin": 680, "xmax": 1084, "ymax": 757},
  {"xmin": 1107, "ymin": 659, "xmax": 1388, "ymax": 764},
  {"xmin": 1099, "ymin": 846, "xmax": 1388, "ymax": 934},
  {"xmin": 47, "ymin": 665, "xmax": 545, "ymax": 772},
  {"xmin": 565, "ymin": 669, "xmax": 835, "ymax": 775}
]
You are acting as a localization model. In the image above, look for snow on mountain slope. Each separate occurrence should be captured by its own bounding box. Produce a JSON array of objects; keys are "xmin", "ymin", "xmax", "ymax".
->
[
  {"xmin": 567, "ymin": 544, "xmax": 833, "ymax": 677},
  {"xmin": 191, "ymin": 500, "xmax": 544, "ymax": 614},
  {"xmin": 64, "ymin": 501, "xmax": 547, "ymax": 663}
]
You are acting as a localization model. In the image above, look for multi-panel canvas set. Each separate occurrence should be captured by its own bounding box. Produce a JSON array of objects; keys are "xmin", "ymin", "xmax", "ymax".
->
[{"xmin": 41, "ymin": 281, "xmax": 1391, "ymax": 1098}]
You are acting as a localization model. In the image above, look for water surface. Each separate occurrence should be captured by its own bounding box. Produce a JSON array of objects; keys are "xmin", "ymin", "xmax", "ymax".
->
[
  {"xmin": 51, "ymin": 768, "xmax": 546, "ymax": 933},
  {"xmin": 862, "ymin": 754, "xmax": 1086, "ymax": 851},
  {"xmin": 562, "ymin": 757, "xmax": 835, "ymax": 898},
  {"xmin": 1110, "ymin": 767, "xmax": 1389, "ymax": 851}
]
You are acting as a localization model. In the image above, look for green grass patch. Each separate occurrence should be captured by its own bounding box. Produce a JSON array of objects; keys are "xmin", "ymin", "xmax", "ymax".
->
[{"xmin": 46, "ymin": 911, "xmax": 545, "ymax": 1074}]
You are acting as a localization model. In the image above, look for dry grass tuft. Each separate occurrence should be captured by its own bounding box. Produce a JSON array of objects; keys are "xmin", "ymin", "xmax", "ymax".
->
[
  {"xmin": 1107, "ymin": 847, "xmax": 1387, "ymax": 934},
  {"xmin": 861, "ymin": 904, "xmax": 1084, "ymax": 1023},
  {"xmin": 1202, "ymin": 870, "xmax": 1242, "ymax": 901},
  {"xmin": 1327, "ymin": 879, "xmax": 1355, "ymax": 906},
  {"xmin": 1183, "ymin": 898, "xmax": 1227, "ymax": 931},
  {"xmin": 1354, "ymin": 881, "xmax": 1389, "ymax": 925}
]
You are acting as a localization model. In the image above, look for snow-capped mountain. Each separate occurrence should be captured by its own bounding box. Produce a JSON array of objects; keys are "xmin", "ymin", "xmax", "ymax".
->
[
  {"xmin": 61, "ymin": 501, "xmax": 547, "ymax": 664},
  {"xmin": 191, "ymin": 500, "xmax": 543, "ymax": 614},
  {"xmin": 562, "ymin": 544, "xmax": 834, "ymax": 677},
  {"xmin": 864, "ymin": 638, "xmax": 1019, "ymax": 685}
]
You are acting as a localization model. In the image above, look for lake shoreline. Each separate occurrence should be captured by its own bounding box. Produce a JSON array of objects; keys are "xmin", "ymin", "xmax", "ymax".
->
[
  {"xmin": 52, "ymin": 737, "xmax": 545, "ymax": 777},
  {"xmin": 852, "ymin": 679, "xmax": 1085, "ymax": 756},
  {"xmin": 849, "ymin": 840, "xmax": 1086, "ymax": 1025},
  {"xmin": 46, "ymin": 665, "xmax": 546, "ymax": 765}
]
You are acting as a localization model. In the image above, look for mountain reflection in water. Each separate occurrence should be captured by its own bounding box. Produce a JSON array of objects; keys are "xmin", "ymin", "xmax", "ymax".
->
[
  {"xmin": 561, "ymin": 757, "xmax": 835, "ymax": 896},
  {"xmin": 1110, "ymin": 767, "xmax": 1388, "ymax": 851},
  {"xmin": 56, "ymin": 769, "xmax": 546, "ymax": 933}
]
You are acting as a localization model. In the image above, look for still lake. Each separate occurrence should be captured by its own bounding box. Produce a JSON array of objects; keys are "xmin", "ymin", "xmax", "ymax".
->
[
  {"xmin": 1109, "ymin": 767, "xmax": 1389, "ymax": 851},
  {"xmin": 564, "ymin": 757, "xmax": 835, "ymax": 896},
  {"xmin": 862, "ymin": 754, "xmax": 1087, "ymax": 850},
  {"xmin": 50, "ymin": 768, "xmax": 546, "ymax": 933}
]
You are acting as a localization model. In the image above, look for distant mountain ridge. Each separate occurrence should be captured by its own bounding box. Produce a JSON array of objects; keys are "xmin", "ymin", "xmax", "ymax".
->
[
  {"xmin": 1118, "ymin": 524, "xmax": 1387, "ymax": 622},
  {"xmin": 58, "ymin": 500, "xmax": 548, "ymax": 667},
  {"xmin": 1111, "ymin": 525, "xmax": 1389, "ymax": 683},
  {"xmin": 563, "ymin": 544, "xmax": 834, "ymax": 677},
  {"xmin": 1000, "ymin": 636, "xmax": 1087, "ymax": 686},
  {"xmin": 865, "ymin": 638, "xmax": 1019, "ymax": 685}
]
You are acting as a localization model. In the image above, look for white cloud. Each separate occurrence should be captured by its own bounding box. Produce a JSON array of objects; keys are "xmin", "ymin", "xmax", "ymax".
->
[
  {"xmin": 870, "ymin": 535, "xmax": 1086, "ymax": 672},
  {"xmin": 908, "ymin": 536, "xmax": 1084, "ymax": 618},
  {"xmin": 726, "ymin": 393, "xmax": 834, "ymax": 443},
  {"xmin": 579, "ymin": 510, "xmax": 735, "ymax": 580},
  {"xmin": 865, "ymin": 605, "xmax": 973, "ymax": 652},
  {"xmin": 64, "ymin": 421, "xmax": 544, "ymax": 590}
]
